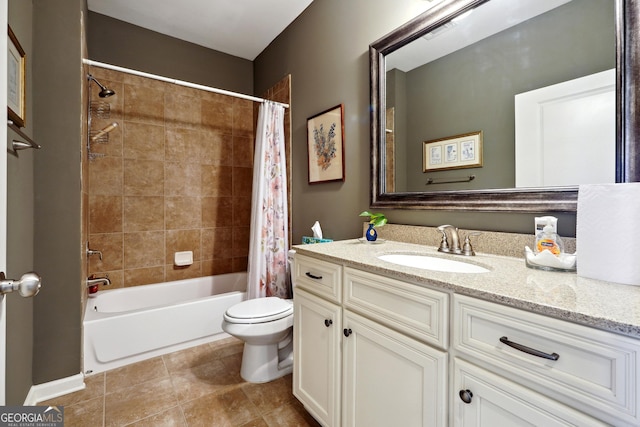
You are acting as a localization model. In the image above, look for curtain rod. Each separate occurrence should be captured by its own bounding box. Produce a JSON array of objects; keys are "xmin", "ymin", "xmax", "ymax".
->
[{"xmin": 82, "ymin": 59, "xmax": 289, "ymax": 109}]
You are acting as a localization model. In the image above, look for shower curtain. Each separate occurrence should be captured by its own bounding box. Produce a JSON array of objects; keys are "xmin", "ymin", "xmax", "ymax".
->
[{"xmin": 247, "ymin": 102, "xmax": 289, "ymax": 299}]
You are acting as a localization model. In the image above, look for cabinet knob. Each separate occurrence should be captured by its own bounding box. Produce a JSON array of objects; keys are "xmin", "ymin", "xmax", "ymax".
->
[
  {"xmin": 324, "ymin": 319, "xmax": 333, "ymax": 327},
  {"xmin": 343, "ymin": 328, "xmax": 352, "ymax": 337},
  {"xmin": 459, "ymin": 389, "xmax": 473, "ymax": 404}
]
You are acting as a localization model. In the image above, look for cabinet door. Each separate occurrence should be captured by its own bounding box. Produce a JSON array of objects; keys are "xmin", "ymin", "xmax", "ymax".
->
[
  {"xmin": 293, "ymin": 288, "xmax": 342, "ymax": 427},
  {"xmin": 342, "ymin": 310, "xmax": 447, "ymax": 427},
  {"xmin": 453, "ymin": 358, "xmax": 608, "ymax": 427}
]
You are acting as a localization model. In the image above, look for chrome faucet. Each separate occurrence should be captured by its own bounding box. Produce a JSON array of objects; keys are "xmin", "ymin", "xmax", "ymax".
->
[
  {"xmin": 87, "ymin": 275, "xmax": 111, "ymax": 288},
  {"xmin": 86, "ymin": 242, "xmax": 103, "ymax": 260},
  {"xmin": 437, "ymin": 225, "xmax": 480, "ymax": 256},
  {"xmin": 437, "ymin": 225, "xmax": 462, "ymax": 254}
]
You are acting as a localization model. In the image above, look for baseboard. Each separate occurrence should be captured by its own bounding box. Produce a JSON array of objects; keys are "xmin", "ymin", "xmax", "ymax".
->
[{"xmin": 24, "ymin": 373, "xmax": 85, "ymax": 406}]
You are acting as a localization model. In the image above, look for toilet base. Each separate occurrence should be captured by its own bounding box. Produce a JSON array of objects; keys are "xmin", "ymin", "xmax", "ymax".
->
[{"xmin": 240, "ymin": 338, "xmax": 293, "ymax": 383}]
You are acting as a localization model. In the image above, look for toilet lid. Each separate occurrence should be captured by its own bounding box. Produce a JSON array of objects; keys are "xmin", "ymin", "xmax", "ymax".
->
[{"xmin": 225, "ymin": 297, "xmax": 293, "ymax": 323}]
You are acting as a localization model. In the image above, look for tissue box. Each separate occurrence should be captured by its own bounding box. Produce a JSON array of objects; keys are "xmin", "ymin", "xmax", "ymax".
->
[{"xmin": 302, "ymin": 236, "xmax": 333, "ymax": 244}]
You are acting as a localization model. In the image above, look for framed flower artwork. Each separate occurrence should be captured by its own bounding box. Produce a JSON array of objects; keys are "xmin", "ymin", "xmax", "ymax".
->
[{"xmin": 307, "ymin": 104, "xmax": 345, "ymax": 184}]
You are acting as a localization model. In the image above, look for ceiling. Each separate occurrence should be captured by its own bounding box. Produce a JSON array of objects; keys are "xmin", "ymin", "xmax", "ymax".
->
[
  {"xmin": 87, "ymin": 0, "xmax": 315, "ymax": 61},
  {"xmin": 386, "ymin": 0, "xmax": 571, "ymax": 72}
]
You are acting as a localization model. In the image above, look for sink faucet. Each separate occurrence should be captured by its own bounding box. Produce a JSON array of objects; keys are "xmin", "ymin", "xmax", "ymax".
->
[
  {"xmin": 437, "ymin": 225, "xmax": 481, "ymax": 256},
  {"xmin": 437, "ymin": 225, "xmax": 462, "ymax": 254}
]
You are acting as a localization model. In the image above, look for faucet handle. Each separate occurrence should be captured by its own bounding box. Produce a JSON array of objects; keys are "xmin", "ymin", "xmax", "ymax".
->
[
  {"xmin": 462, "ymin": 232, "xmax": 482, "ymax": 256},
  {"xmin": 436, "ymin": 227, "xmax": 451, "ymax": 253},
  {"xmin": 86, "ymin": 242, "xmax": 103, "ymax": 260}
]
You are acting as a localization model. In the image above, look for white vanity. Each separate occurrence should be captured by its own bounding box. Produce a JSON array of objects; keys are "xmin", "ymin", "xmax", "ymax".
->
[{"xmin": 291, "ymin": 239, "xmax": 640, "ymax": 427}]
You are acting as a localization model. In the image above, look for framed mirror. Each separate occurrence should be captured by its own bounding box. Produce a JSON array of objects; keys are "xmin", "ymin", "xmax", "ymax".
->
[{"xmin": 370, "ymin": 0, "xmax": 639, "ymax": 212}]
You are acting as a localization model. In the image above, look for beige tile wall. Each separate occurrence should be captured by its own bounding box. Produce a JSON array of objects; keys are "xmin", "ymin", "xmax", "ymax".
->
[{"xmin": 87, "ymin": 67, "xmax": 255, "ymax": 289}]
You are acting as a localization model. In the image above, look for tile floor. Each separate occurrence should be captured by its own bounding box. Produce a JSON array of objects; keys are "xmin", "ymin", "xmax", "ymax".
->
[{"xmin": 40, "ymin": 337, "xmax": 321, "ymax": 427}]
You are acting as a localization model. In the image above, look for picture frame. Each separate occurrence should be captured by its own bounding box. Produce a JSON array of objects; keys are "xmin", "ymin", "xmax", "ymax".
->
[
  {"xmin": 307, "ymin": 104, "xmax": 345, "ymax": 184},
  {"xmin": 423, "ymin": 131, "xmax": 483, "ymax": 172},
  {"xmin": 7, "ymin": 26, "xmax": 26, "ymax": 128}
]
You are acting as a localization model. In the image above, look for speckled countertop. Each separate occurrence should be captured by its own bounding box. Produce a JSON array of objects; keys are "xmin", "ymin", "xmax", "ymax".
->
[{"xmin": 293, "ymin": 239, "xmax": 640, "ymax": 339}]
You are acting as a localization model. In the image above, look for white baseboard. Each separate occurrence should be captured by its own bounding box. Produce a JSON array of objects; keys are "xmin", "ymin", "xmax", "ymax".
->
[{"xmin": 24, "ymin": 373, "xmax": 85, "ymax": 406}]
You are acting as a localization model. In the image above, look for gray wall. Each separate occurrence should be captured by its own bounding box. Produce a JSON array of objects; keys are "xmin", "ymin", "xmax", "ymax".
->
[
  {"xmin": 32, "ymin": 0, "xmax": 86, "ymax": 385},
  {"xmin": 88, "ymin": 12, "xmax": 253, "ymax": 95},
  {"xmin": 7, "ymin": 0, "xmax": 34, "ymax": 404},
  {"xmin": 254, "ymin": 0, "xmax": 584, "ymax": 240}
]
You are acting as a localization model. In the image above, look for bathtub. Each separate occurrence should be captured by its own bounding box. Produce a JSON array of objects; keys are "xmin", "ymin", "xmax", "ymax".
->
[{"xmin": 83, "ymin": 273, "xmax": 247, "ymax": 375}]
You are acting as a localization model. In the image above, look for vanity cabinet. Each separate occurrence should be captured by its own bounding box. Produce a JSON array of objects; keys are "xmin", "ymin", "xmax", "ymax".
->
[
  {"xmin": 293, "ymin": 251, "xmax": 640, "ymax": 426},
  {"xmin": 293, "ymin": 254, "xmax": 448, "ymax": 427},
  {"xmin": 293, "ymin": 254, "xmax": 343, "ymax": 427},
  {"xmin": 452, "ymin": 294, "xmax": 640, "ymax": 427}
]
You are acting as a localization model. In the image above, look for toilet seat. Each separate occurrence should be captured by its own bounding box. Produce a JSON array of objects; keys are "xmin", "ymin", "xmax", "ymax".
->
[{"xmin": 224, "ymin": 297, "xmax": 293, "ymax": 324}]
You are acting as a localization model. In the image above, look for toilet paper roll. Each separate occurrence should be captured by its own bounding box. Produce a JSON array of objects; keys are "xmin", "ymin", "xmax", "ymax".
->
[{"xmin": 577, "ymin": 183, "xmax": 640, "ymax": 286}]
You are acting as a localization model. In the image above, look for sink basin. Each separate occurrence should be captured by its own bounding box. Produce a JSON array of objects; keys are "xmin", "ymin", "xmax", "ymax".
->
[{"xmin": 378, "ymin": 254, "xmax": 490, "ymax": 274}]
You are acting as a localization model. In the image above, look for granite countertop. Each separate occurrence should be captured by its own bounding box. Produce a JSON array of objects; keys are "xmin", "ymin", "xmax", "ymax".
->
[{"xmin": 293, "ymin": 239, "xmax": 640, "ymax": 339}]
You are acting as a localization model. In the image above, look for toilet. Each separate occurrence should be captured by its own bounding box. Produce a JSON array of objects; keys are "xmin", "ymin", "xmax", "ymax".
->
[{"xmin": 221, "ymin": 250, "xmax": 296, "ymax": 383}]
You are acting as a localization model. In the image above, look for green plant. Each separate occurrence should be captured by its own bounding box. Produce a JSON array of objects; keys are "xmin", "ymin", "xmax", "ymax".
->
[{"xmin": 359, "ymin": 211, "xmax": 388, "ymax": 228}]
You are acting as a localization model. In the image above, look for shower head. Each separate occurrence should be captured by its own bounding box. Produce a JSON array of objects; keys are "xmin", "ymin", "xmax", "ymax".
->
[{"xmin": 88, "ymin": 74, "xmax": 116, "ymax": 98}]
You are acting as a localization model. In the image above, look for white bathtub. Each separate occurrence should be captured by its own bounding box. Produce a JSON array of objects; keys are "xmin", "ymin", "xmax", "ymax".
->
[{"xmin": 83, "ymin": 273, "xmax": 247, "ymax": 375}]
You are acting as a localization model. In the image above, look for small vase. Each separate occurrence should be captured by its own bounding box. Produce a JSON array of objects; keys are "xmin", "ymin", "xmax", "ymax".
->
[{"xmin": 365, "ymin": 223, "xmax": 377, "ymax": 241}]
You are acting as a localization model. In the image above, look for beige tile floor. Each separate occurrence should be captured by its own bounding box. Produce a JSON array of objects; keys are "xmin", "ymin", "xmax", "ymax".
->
[{"xmin": 40, "ymin": 337, "xmax": 321, "ymax": 427}]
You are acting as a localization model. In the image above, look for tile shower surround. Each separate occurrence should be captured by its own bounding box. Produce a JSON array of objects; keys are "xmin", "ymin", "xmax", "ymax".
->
[{"xmin": 87, "ymin": 67, "xmax": 256, "ymax": 289}]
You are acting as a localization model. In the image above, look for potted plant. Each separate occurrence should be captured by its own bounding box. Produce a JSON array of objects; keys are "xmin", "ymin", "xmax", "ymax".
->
[{"xmin": 359, "ymin": 211, "xmax": 388, "ymax": 241}]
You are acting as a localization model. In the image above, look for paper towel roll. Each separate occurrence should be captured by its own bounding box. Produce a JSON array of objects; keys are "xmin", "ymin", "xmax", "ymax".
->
[{"xmin": 577, "ymin": 183, "xmax": 640, "ymax": 286}]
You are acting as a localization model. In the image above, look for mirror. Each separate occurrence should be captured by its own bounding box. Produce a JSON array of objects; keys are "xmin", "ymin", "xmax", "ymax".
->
[{"xmin": 370, "ymin": 0, "xmax": 640, "ymax": 212}]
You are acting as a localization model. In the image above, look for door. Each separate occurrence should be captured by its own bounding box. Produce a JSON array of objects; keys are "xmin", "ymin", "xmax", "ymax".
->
[
  {"xmin": 293, "ymin": 288, "xmax": 341, "ymax": 427},
  {"xmin": 1, "ymin": 2, "xmax": 9, "ymax": 405},
  {"xmin": 342, "ymin": 310, "xmax": 448, "ymax": 427},
  {"xmin": 453, "ymin": 359, "xmax": 607, "ymax": 427}
]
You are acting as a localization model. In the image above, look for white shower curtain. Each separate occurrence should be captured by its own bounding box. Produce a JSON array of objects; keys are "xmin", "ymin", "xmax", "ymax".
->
[{"xmin": 247, "ymin": 102, "xmax": 289, "ymax": 299}]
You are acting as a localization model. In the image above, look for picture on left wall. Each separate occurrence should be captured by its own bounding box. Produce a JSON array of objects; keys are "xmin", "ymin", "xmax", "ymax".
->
[
  {"xmin": 7, "ymin": 25, "xmax": 26, "ymax": 128},
  {"xmin": 307, "ymin": 104, "xmax": 345, "ymax": 184}
]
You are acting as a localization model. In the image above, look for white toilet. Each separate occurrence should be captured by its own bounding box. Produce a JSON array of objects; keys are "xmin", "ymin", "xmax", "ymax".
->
[{"xmin": 221, "ymin": 250, "xmax": 296, "ymax": 383}]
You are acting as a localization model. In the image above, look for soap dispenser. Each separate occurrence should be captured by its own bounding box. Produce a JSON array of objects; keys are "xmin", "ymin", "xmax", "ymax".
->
[{"xmin": 535, "ymin": 222, "xmax": 563, "ymax": 256}]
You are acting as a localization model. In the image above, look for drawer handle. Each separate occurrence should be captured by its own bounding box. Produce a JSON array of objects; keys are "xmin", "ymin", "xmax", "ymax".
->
[
  {"xmin": 499, "ymin": 336, "xmax": 559, "ymax": 361},
  {"xmin": 305, "ymin": 272, "xmax": 323, "ymax": 280},
  {"xmin": 324, "ymin": 319, "xmax": 333, "ymax": 327},
  {"xmin": 344, "ymin": 328, "xmax": 352, "ymax": 337}
]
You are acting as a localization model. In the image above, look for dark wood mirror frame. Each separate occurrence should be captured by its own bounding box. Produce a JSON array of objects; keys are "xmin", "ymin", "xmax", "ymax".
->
[{"xmin": 370, "ymin": 0, "xmax": 639, "ymax": 212}]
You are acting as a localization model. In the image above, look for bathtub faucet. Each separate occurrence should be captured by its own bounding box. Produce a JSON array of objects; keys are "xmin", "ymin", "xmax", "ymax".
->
[{"xmin": 87, "ymin": 274, "xmax": 111, "ymax": 294}]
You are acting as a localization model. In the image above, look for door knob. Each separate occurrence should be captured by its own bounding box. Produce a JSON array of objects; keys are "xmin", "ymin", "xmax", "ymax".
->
[
  {"xmin": 459, "ymin": 389, "xmax": 473, "ymax": 404},
  {"xmin": 0, "ymin": 272, "xmax": 41, "ymax": 297},
  {"xmin": 324, "ymin": 319, "xmax": 333, "ymax": 327}
]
